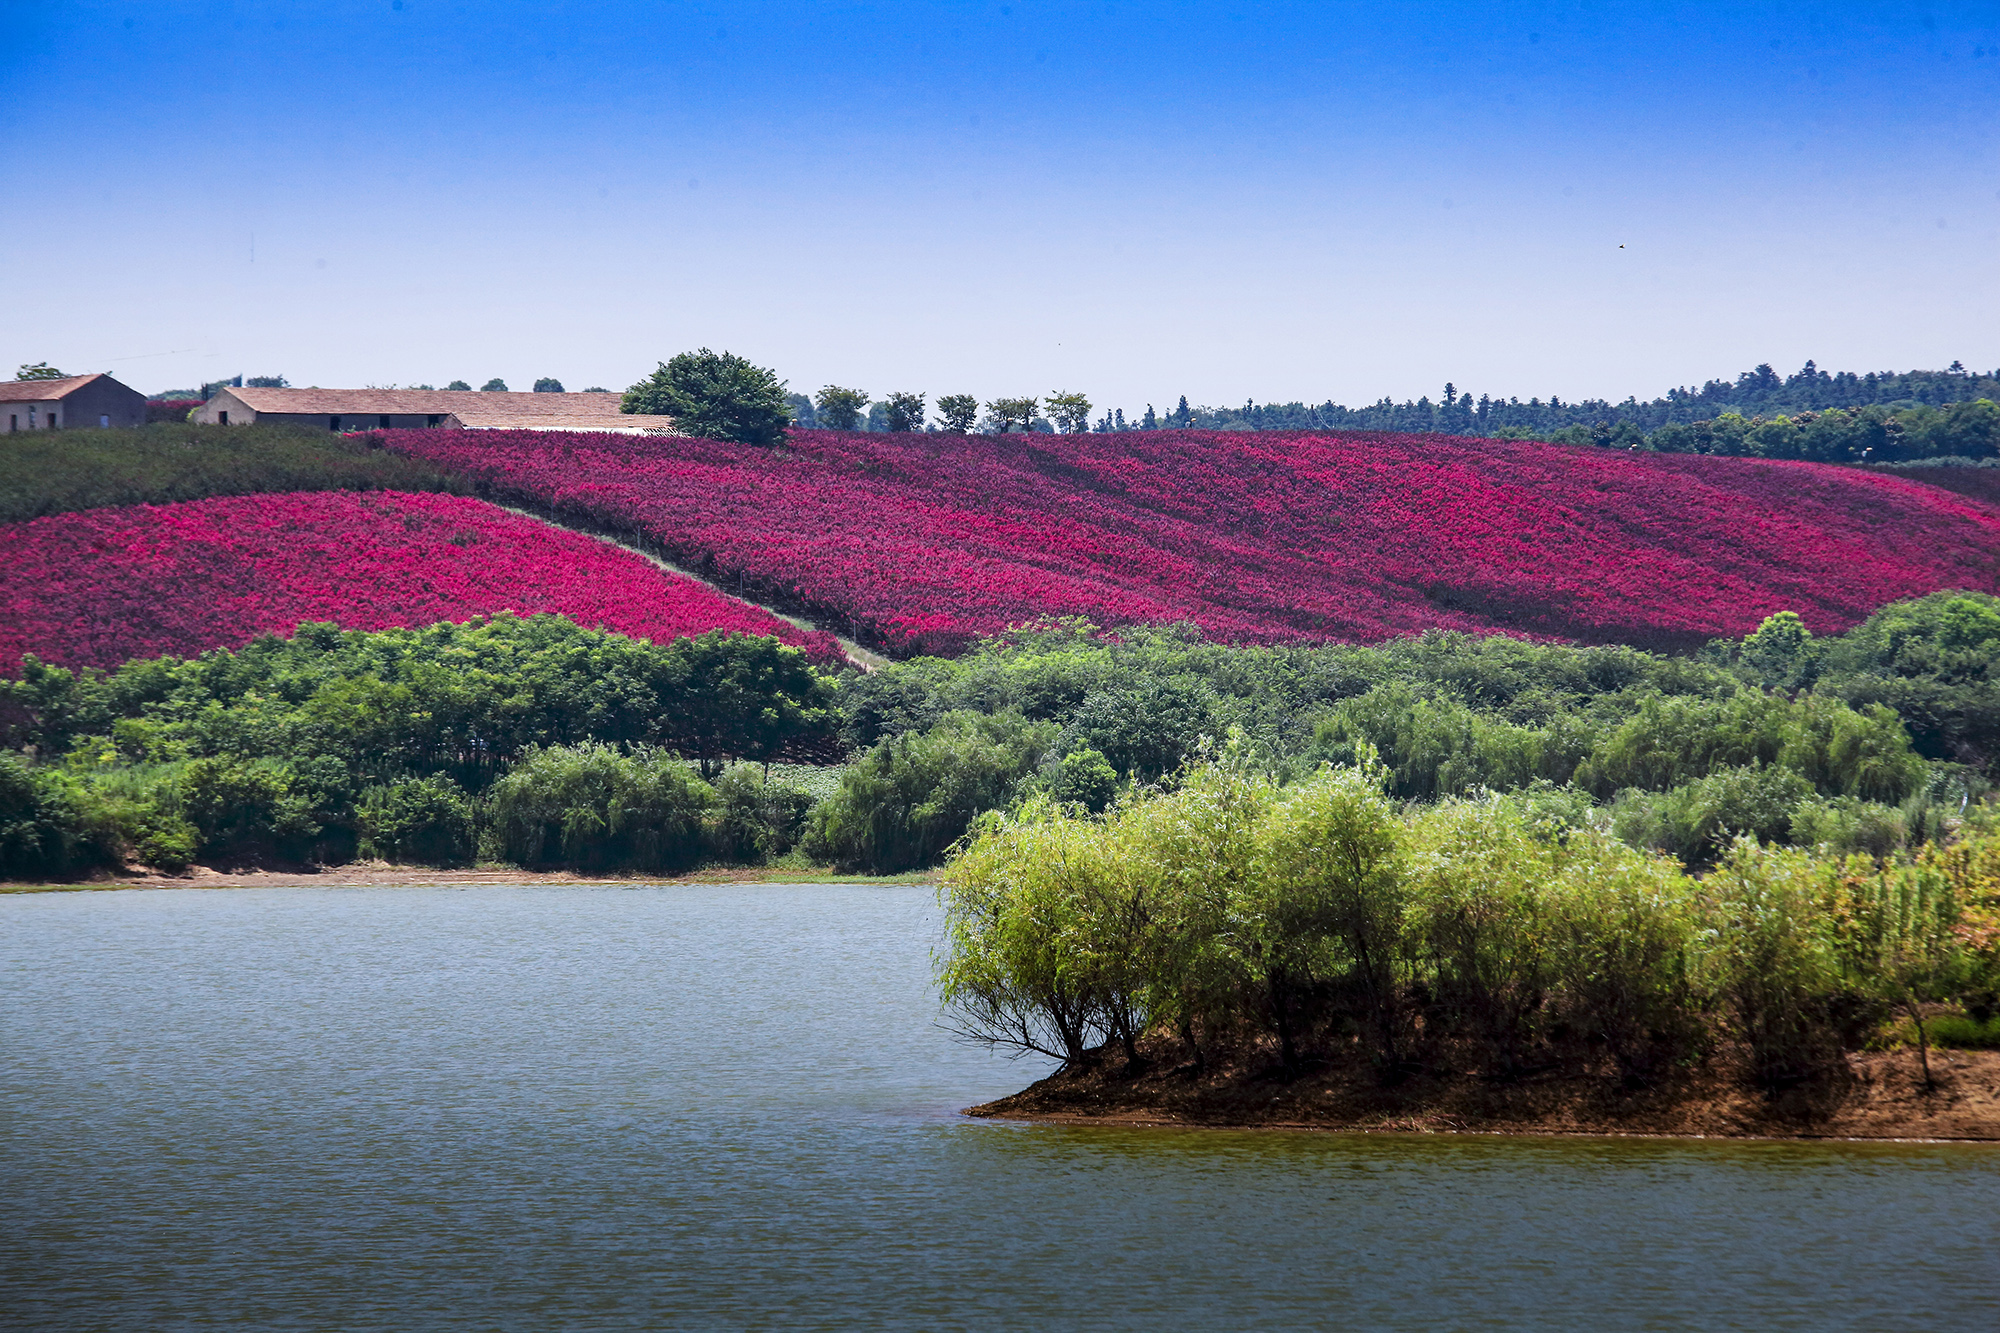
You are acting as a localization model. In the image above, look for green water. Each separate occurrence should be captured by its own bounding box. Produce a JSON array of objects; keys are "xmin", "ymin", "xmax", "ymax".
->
[{"xmin": 3, "ymin": 885, "xmax": 1995, "ymax": 1330}]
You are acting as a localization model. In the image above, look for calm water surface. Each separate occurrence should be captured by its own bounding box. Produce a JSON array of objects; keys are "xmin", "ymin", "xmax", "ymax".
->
[{"xmin": 3, "ymin": 884, "xmax": 1996, "ymax": 1330}]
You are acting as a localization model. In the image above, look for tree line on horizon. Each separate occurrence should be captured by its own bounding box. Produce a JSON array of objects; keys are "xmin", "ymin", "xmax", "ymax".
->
[
  {"xmin": 615, "ymin": 351, "xmax": 2000, "ymax": 463},
  {"xmin": 84, "ymin": 353, "xmax": 1992, "ymax": 457}
]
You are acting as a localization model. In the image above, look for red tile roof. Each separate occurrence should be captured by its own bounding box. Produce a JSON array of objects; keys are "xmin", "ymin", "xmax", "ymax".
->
[
  {"xmin": 0, "ymin": 373, "xmax": 108, "ymax": 403},
  {"xmin": 224, "ymin": 387, "xmax": 634, "ymax": 417},
  {"xmin": 443, "ymin": 410, "xmax": 681, "ymax": 432}
]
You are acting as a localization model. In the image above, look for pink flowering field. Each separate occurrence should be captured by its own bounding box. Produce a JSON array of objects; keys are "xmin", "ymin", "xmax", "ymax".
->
[
  {"xmin": 382, "ymin": 426, "xmax": 2000, "ymax": 655},
  {"xmin": 1, "ymin": 490, "xmax": 839, "ymax": 672}
]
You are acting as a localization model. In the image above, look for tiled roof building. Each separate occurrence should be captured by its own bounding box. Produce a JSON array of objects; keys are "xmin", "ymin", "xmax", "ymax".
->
[
  {"xmin": 193, "ymin": 386, "xmax": 677, "ymax": 433},
  {"xmin": 2, "ymin": 373, "xmax": 147, "ymax": 432}
]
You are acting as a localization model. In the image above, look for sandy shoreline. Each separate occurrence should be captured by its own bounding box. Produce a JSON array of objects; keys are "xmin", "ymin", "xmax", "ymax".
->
[
  {"xmin": 2, "ymin": 865, "xmax": 934, "ymax": 892},
  {"xmin": 967, "ymin": 1045, "xmax": 2000, "ymax": 1142}
]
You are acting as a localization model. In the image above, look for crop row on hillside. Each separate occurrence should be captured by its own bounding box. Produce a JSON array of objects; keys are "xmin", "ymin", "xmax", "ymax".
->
[
  {"xmin": 0, "ymin": 490, "xmax": 838, "ymax": 672},
  {"xmin": 383, "ymin": 427, "xmax": 2000, "ymax": 655},
  {"xmin": 0, "ymin": 421, "xmax": 468, "ymax": 521}
]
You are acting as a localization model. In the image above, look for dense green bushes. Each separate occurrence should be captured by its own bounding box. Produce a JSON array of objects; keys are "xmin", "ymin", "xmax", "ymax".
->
[
  {"xmin": 826, "ymin": 598, "xmax": 1991, "ymax": 874},
  {"xmin": 804, "ymin": 712, "xmax": 1056, "ymax": 873},
  {"xmin": 940, "ymin": 757, "xmax": 2000, "ymax": 1091},
  {"xmin": 1539, "ymin": 397, "xmax": 2000, "ymax": 463},
  {"xmin": 0, "ymin": 422, "xmax": 466, "ymax": 521},
  {"xmin": 0, "ymin": 616, "xmax": 836, "ymax": 876},
  {"xmin": 7, "ymin": 592, "xmax": 1997, "ymax": 881}
]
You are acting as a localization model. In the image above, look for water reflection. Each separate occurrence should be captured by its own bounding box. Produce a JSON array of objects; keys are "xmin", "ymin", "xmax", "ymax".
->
[{"xmin": 3, "ymin": 885, "xmax": 1995, "ymax": 1331}]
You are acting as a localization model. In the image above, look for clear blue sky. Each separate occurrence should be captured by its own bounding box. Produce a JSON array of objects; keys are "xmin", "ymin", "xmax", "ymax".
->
[{"xmin": 4, "ymin": 1, "xmax": 1996, "ymax": 410}]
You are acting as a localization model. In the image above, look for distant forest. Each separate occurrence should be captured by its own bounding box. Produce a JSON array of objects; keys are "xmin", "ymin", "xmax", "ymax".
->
[
  {"xmin": 1173, "ymin": 360, "xmax": 2000, "ymax": 440},
  {"xmin": 784, "ymin": 360, "xmax": 2000, "ymax": 458}
]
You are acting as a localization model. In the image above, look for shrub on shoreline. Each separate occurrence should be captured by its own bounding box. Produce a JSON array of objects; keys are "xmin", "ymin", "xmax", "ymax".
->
[{"xmin": 939, "ymin": 756, "xmax": 2000, "ymax": 1092}]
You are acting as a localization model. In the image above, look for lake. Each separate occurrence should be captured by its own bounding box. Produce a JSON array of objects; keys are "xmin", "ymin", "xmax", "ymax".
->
[{"xmin": 3, "ymin": 884, "xmax": 1996, "ymax": 1330}]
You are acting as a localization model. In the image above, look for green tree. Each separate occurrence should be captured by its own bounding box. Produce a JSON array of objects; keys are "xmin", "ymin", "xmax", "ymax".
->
[
  {"xmin": 883, "ymin": 391, "xmax": 926, "ymax": 432},
  {"xmin": 480, "ymin": 378, "xmax": 508, "ymax": 392},
  {"xmin": 935, "ymin": 394, "xmax": 979, "ymax": 433},
  {"xmin": 358, "ymin": 774, "xmax": 474, "ymax": 864},
  {"xmin": 624, "ymin": 349, "xmax": 791, "ymax": 446},
  {"xmin": 14, "ymin": 362, "xmax": 66, "ymax": 380},
  {"xmin": 446, "ymin": 380, "xmax": 472, "ymax": 391},
  {"xmin": 986, "ymin": 397, "xmax": 1040, "ymax": 433},
  {"xmin": 483, "ymin": 743, "xmax": 713, "ymax": 872},
  {"xmin": 1253, "ymin": 757, "xmax": 1408, "ymax": 1067},
  {"xmin": 1739, "ymin": 611, "xmax": 1817, "ymax": 690},
  {"xmin": 1045, "ymin": 391, "xmax": 1093, "ymax": 434},
  {"xmin": 532, "ymin": 377, "xmax": 565, "ymax": 393},
  {"xmin": 813, "ymin": 385, "xmax": 871, "ymax": 431}
]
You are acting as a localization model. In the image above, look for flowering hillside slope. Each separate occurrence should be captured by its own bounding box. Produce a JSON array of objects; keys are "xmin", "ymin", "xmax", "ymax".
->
[
  {"xmin": 383, "ymin": 427, "xmax": 2000, "ymax": 656},
  {"xmin": 0, "ymin": 491, "xmax": 837, "ymax": 672}
]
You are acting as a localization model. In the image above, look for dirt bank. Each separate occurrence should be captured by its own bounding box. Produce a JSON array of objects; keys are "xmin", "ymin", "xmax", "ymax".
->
[
  {"xmin": 970, "ymin": 1040, "xmax": 2000, "ymax": 1141},
  {"xmin": 2, "ymin": 864, "xmax": 933, "ymax": 892}
]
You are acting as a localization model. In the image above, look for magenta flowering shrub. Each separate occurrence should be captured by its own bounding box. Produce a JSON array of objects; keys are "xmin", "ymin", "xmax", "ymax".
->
[
  {"xmin": 0, "ymin": 490, "xmax": 840, "ymax": 672},
  {"xmin": 376, "ymin": 427, "xmax": 2000, "ymax": 656}
]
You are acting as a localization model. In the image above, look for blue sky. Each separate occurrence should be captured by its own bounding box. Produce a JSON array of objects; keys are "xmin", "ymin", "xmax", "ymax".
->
[{"xmin": 4, "ymin": 2, "xmax": 1996, "ymax": 411}]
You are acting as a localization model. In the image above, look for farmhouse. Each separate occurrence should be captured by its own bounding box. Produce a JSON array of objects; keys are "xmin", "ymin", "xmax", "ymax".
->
[
  {"xmin": 192, "ymin": 387, "xmax": 677, "ymax": 433},
  {"xmin": 1, "ymin": 373, "xmax": 147, "ymax": 432}
]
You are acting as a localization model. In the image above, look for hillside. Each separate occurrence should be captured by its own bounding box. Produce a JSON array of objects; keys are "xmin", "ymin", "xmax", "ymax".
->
[
  {"xmin": 387, "ymin": 427, "xmax": 2000, "ymax": 656},
  {"xmin": 0, "ymin": 490, "xmax": 838, "ymax": 672}
]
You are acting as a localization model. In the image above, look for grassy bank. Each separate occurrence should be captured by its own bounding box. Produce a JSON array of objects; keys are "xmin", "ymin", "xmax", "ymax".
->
[{"xmin": 0, "ymin": 422, "xmax": 465, "ymax": 520}]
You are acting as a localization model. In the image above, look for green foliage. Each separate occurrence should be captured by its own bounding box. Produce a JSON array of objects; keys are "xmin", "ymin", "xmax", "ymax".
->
[
  {"xmin": 15, "ymin": 362, "xmax": 65, "ymax": 380},
  {"xmin": 707, "ymin": 765, "xmax": 816, "ymax": 863},
  {"xmin": 1252, "ymin": 755, "xmax": 1408, "ymax": 1065},
  {"xmin": 1046, "ymin": 747, "xmax": 1118, "ymax": 813},
  {"xmin": 839, "ymin": 609, "xmax": 1945, "ymax": 871},
  {"xmin": 1044, "ymin": 391, "xmax": 1092, "ymax": 434},
  {"xmin": 813, "ymin": 386, "xmax": 870, "ymax": 432},
  {"xmin": 1806, "ymin": 592, "xmax": 2000, "ymax": 769},
  {"xmin": 804, "ymin": 711, "xmax": 1056, "ymax": 874},
  {"xmin": 934, "ymin": 394, "xmax": 979, "ymax": 433},
  {"xmin": 484, "ymin": 743, "xmax": 712, "ymax": 872},
  {"xmin": 359, "ymin": 774, "xmax": 475, "ymax": 865},
  {"xmin": 985, "ymin": 397, "xmax": 1040, "ymax": 433},
  {"xmin": 943, "ymin": 757, "xmax": 2000, "ymax": 1094},
  {"xmin": 0, "ymin": 422, "xmax": 467, "ymax": 522},
  {"xmin": 532, "ymin": 377, "xmax": 564, "ymax": 393},
  {"xmin": 882, "ymin": 392, "xmax": 926, "ymax": 432},
  {"xmin": 1915, "ymin": 1013, "xmax": 2000, "ymax": 1049},
  {"xmin": 0, "ymin": 752, "xmax": 119, "ymax": 877},
  {"xmin": 480, "ymin": 378, "xmax": 508, "ymax": 392},
  {"xmin": 623, "ymin": 349, "xmax": 791, "ymax": 446},
  {"xmin": 1065, "ymin": 676, "xmax": 1217, "ymax": 780},
  {"xmin": 1, "ymin": 617, "xmax": 837, "ymax": 877},
  {"xmin": 1699, "ymin": 842, "xmax": 1850, "ymax": 1090}
]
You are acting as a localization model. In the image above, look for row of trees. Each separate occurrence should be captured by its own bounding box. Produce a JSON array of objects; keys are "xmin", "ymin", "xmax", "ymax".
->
[
  {"xmin": 116, "ymin": 353, "xmax": 1995, "ymax": 450},
  {"xmin": 796, "ymin": 388, "xmax": 1097, "ymax": 435},
  {"xmin": 0, "ymin": 615, "xmax": 836, "ymax": 876},
  {"xmin": 810, "ymin": 593, "xmax": 2000, "ymax": 876},
  {"xmin": 939, "ymin": 757, "xmax": 2000, "ymax": 1091},
  {"xmin": 6, "ymin": 591, "xmax": 1998, "ymax": 892},
  {"xmin": 1169, "ymin": 361, "xmax": 2000, "ymax": 441}
]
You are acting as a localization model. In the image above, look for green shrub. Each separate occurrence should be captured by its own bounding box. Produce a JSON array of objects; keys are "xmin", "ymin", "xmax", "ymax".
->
[
  {"xmin": 1920, "ymin": 1013, "xmax": 2000, "ymax": 1049},
  {"xmin": 1046, "ymin": 747, "xmax": 1119, "ymax": 813},
  {"xmin": 707, "ymin": 766, "xmax": 815, "ymax": 863},
  {"xmin": 482, "ymin": 743, "xmax": 713, "ymax": 872},
  {"xmin": 359, "ymin": 775, "xmax": 475, "ymax": 865},
  {"xmin": 0, "ymin": 753, "xmax": 119, "ymax": 878},
  {"xmin": 1698, "ymin": 841, "xmax": 1850, "ymax": 1090},
  {"xmin": 804, "ymin": 711, "xmax": 1056, "ymax": 874}
]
